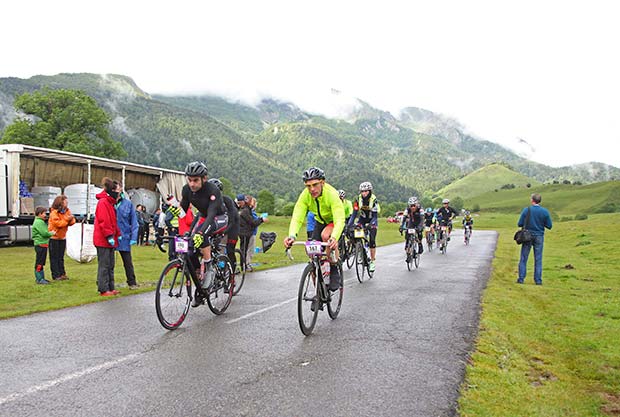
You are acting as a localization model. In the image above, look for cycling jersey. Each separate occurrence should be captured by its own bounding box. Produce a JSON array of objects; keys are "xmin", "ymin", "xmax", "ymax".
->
[
  {"xmin": 180, "ymin": 182, "xmax": 227, "ymax": 238},
  {"xmin": 437, "ymin": 206, "xmax": 458, "ymax": 225},
  {"xmin": 401, "ymin": 206, "xmax": 424, "ymax": 229},
  {"xmin": 462, "ymin": 216, "xmax": 474, "ymax": 226},
  {"xmin": 342, "ymin": 199, "xmax": 353, "ymax": 220},
  {"xmin": 289, "ymin": 182, "xmax": 346, "ymax": 241},
  {"xmin": 424, "ymin": 212, "xmax": 435, "ymax": 227},
  {"xmin": 347, "ymin": 193, "xmax": 380, "ymax": 228}
]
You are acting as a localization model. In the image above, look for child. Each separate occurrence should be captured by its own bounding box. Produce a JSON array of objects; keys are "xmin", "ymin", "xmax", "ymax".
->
[{"xmin": 32, "ymin": 206, "xmax": 56, "ymax": 284}]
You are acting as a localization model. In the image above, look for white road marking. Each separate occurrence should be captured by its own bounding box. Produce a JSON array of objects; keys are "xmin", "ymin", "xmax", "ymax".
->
[{"xmin": 0, "ymin": 353, "xmax": 141, "ymax": 406}]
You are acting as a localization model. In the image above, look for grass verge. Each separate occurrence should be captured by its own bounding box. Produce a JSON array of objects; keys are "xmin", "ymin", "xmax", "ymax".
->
[
  {"xmin": 459, "ymin": 212, "xmax": 620, "ymax": 416},
  {"xmin": 0, "ymin": 216, "xmax": 402, "ymax": 319}
]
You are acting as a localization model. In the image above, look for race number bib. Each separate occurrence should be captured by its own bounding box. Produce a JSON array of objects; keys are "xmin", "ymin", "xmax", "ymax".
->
[
  {"xmin": 305, "ymin": 241, "xmax": 323, "ymax": 256},
  {"xmin": 354, "ymin": 229, "xmax": 365, "ymax": 238},
  {"xmin": 174, "ymin": 237, "xmax": 189, "ymax": 253}
]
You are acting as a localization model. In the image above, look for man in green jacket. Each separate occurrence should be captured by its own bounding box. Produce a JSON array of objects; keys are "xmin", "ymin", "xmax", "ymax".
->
[
  {"xmin": 32, "ymin": 206, "xmax": 56, "ymax": 284},
  {"xmin": 284, "ymin": 167, "xmax": 345, "ymax": 291}
]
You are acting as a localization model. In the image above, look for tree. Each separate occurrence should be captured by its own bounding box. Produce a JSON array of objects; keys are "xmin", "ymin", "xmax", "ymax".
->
[
  {"xmin": 421, "ymin": 196, "xmax": 433, "ymax": 209},
  {"xmin": 0, "ymin": 88, "xmax": 126, "ymax": 159},
  {"xmin": 451, "ymin": 196, "xmax": 464, "ymax": 212},
  {"xmin": 257, "ymin": 189, "xmax": 275, "ymax": 214},
  {"xmin": 472, "ymin": 203, "xmax": 481, "ymax": 212},
  {"xmin": 219, "ymin": 176, "xmax": 234, "ymax": 197}
]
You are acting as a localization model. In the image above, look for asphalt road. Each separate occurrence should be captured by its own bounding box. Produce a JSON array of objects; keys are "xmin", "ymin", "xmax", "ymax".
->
[{"xmin": 0, "ymin": 230, "xmax": 497, "ymax": 417}]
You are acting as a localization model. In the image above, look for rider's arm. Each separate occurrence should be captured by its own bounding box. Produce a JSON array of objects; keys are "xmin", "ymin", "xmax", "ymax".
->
[{"xmin": 288, "ymin": 190, "xmax": 310, "ymax": 239}]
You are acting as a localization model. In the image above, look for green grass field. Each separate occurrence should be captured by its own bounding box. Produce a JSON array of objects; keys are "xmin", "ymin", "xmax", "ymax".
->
[
  {"xmin": 459, "ymin": 212, "xmax": 620, "ymax": 416},
  {"xmin": 437, "ymin": 163, "xmax": 541, "ymax": 200},
  {"xmin": 0, "ymin": 216, "xmax": 403, "ymax": 319}
]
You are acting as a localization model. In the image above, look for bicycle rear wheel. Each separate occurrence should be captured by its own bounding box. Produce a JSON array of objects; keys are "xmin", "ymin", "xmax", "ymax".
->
[
  {"xmin": 345, "ymin": 239, "xmax": 355, "ymax": 269},
  {"xmin": 298, "ymin": 263, "xmax": 319, "ymax": 336},
  {"xmin": 232, "ymin": 249, "xmax": 246, "ymax": 295},
  {"xmin": 155, "ymin": 259, "xmax": 191, "ymax": 330},
  {"xmin": 206, "ymin": 255, "xmax": 233, "ymax": 315},
  {"xmin": 426, "ymin": 233, "xmax": 433, "ymax": 252},
  {"xmin": 327, "ymin": 262, "xmax": 343, "ymax": 319},
  {"xmin": 355, "ymin": 241, "xmax": 366, "ymax": 283},
  {"xmin": 414, "ymin": 243, "xmax": 420, "ymax": 269}
]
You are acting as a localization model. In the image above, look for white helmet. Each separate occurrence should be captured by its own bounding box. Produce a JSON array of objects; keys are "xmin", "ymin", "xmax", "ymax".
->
[
  {"xmin": 359, "ymin": 181, "xmax": 373, "ymax": 192},
  {"xmin": 408, "ymin": 197, "xmax": 418, "ymax": 206},
  {"xmin": 338, "ymin": 189, "xmax": 346, "ymax": 199},
  {"xmin": 442, "ymin": 198, "xmax": 450, "ymax": 204}
]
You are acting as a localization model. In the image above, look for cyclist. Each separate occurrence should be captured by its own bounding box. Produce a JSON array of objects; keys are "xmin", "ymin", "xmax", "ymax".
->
[
  {"xmin": 339, "ymin": 189, "xmax": 353, "ymax": 223},
  {"xmin": 399, "ymin": 197, "xmax": 424, "ymax": 254},
  {"xmin": 437, "ymin": 198, "xmax": 458, "ymax": 239},
  {"xmin": 347, "ymin": 181, "xmax": 380, "ymax": 272},
  {"xmin": 167, "ymin": 161, "xmax": 228, "ymax": 307},
  {"xmin": 423, "ymin": 207, "xmax": 436, "ymax": 244},
  {"xmin": 208, "ymin": 178, "xmax": 241, "ymax": 273},
  {"xmin": 462, "ymin": 210, "xmax": 474, "ymax": 242},
  {"xmin": 284, "ymin": 167, "xmax": 346, "ymax": 291}
]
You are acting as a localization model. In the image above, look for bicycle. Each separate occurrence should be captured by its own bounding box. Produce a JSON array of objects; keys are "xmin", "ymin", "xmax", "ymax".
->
[
  {"xmin": 351, "ymin": 224, "xmax": 374, "ymax": 283},
  {"xmin": 286, "ymin": 241, "xmax": 344, "ymax": 336},
  {"xmin": 403, "ymin": 227, "xmax": 421, "ymax": 271},
  {"xmin": 464, "ymin": 225, "xmax": 472, "ymax": 245},
  {"xmin": 155, "ymin": 234, "xmax": 234, "ymax": 330},
  {"xmin": 232, "ymin": 248, "xmax": 246, "ymax": 295},
  {"xmin": 438, "ymin": 224, "xmax": 449, "ymax": 254},
  {"xmin": 425, "ymin": 225, "xmax": 435, "ymax": 252},
  {"xmin": 338, "ymin": 232, "xmax": 355, "ymax": 269}
]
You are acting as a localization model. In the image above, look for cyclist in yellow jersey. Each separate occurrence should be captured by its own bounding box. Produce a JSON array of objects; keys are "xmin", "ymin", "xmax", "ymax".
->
[{"xmin": 284, "ymin": 167, "xmax": 346, "ymax": 291}]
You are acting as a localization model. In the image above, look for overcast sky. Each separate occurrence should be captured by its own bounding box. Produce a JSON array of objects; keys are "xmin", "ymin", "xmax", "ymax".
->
[{"xmin": 2, "ymin": 0, "xmax": 619, "ymax": 168}]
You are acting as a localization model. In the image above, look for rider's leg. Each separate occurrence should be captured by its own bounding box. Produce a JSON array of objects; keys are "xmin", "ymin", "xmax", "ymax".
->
[{"xmin": 320, "ymin": 223, "xmax": 341, "ymax": 291}]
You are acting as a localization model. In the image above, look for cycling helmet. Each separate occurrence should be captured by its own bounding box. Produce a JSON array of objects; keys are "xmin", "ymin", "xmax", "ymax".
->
[
  {"xmin": 359, "ymin": 181, "xmax": 373, "ymax": 192},
  {"xmin": 185, "ymin": 161, "xmax": 208, "ymax": 177},
  {"xmin": 338, "ymin": 189, "xmax": 346, "ymax": 199},
  {"xmin": 208, "ymin": 178, "xmax": 223, "ymax": 191},
  {"xmin": 442, "ymin": 198, "xmax": 450, "ymax": 204},
  {"xmin": 465, "ymin": 210, "xmax": 471, "ymax": 216},
  {"xmin": 407, "ymin": 196, "xmax": 418, "ymax": 206},
  {"xmin": 426, "ymin": 207, "xmax": 433, "ymax": 213},
  {"xmin": 302, "ymin": 167, "xmax": 325, "ymax": 182}
]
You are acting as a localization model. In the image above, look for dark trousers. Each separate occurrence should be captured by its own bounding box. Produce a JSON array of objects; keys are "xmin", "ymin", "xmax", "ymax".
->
[
  {"xmin": 35, "ymin": 245, "xmax": 48, "ymax": 268},
  {"xmin": 239, "ymin": 235, "xmax": 251, "ymax": 267},
  {"xmin": 118, "ymin": 250, "xmax": 137, "ymax": 286},
  {"xmin": 49, "ymin": 239, "xmax": 67, "ymax": 279},
  {"xmin": 96, "ymin": 246, "xmax": 116, "ymax": 293},
  {"xmin": 137, "ymin": 225, "xmax": 145, "ymax": 245}
]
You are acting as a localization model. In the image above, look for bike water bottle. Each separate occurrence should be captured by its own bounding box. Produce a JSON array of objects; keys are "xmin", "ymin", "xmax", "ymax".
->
[
  {"xmin": 320, "ymin": 259, "xmax": 331, "ymax": 285},
  {"xmin": 217, "ymin": 259, "xmax": 226, "ymax": 269}
]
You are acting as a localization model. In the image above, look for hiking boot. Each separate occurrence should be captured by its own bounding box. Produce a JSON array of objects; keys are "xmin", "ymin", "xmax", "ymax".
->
[
  {"xmin": 36, "ymin": 278, "xmax": 50, "ymax": 285},
  {"xmin": 111, "ymin": 290, "xmax": 120, "ymax": 295},
  {"xmin": 100, "ymin": 291, "xmax": 115, "ymax": 296},
  {"xmin": 128, "ymin": 284, "xmax": 140, "ymax": 290},
  {"xmin": 369, "ymin": 260, "xmax": 376, "ymax": 272}
]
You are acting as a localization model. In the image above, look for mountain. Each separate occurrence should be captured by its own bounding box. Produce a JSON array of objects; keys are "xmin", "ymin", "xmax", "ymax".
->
[
  {"xmin": 1, "ymin": 73, "xmax": 619, "ymax": 203},
  {"xmin": 437, "ymin": 163, "xmax": 541, "ymax": 201}
]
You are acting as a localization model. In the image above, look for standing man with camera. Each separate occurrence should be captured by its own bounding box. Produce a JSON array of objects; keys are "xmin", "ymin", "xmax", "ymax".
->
[{"xmin": 517, "ymin": 193, "xmax": 553, "ymax": 285}]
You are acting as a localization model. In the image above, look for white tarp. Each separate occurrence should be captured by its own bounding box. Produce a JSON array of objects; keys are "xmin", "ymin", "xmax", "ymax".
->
[
  {"xmin": 156, "ymin": 172, "xmax": 185, "ymax": 201},
  {"xmin": 66, "ymin": 223, "xmax": 97, "ymax": 263}
]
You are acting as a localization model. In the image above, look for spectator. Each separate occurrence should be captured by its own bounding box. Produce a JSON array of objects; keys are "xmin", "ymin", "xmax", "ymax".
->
[
  {"xmin": 153, "ymin": 207, "xmax": 164, "ymax": 238},
  {"xmin": 116, "ymin": 185, "xmax": 140, "ymax": 290},
  {"xmin": 140, "ymin": 205, "xmax": 151, "ymax": 245},
  {"xmin": 136, "ymin": 204, "xmax": 146, "ymax": 245},
  {"xmin": 32, "ymin": 206, "xmax": 55, "ymax": 284},
  {"xmin": 164, "ymin": 195, "xmax": 181, "ymax": 261},
  {"xmin": 48, "ymin": 194, "xmax": 76, "ymax": 280},
  {"xmin": 306, "ymin": 211, "xmax": 316, "ymax": 240},
  {"xmin": 245, "ymin": 196, "xmax": 259, "ymax": 270},
  {"xmin": 517, "ymin": 193, "xmax": 553, "ymax": 285},
  {"xmin": 94, "ymin": 178, "xmax": 122, "ymax": 296},
  {"xmin": 238, "ymin": 194, "xmax": 267, "ymax": 272}
]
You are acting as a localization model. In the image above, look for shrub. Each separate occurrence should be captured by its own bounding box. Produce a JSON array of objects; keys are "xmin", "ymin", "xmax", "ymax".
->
[
  {"xmin": 574, "ymin": 214, "xmax": 588, "ymax": 221},
  {"xmin": 594, "ymin": 203, "xmax": 617, "ymax": 213},
  {"xmin": 560, "ymin": 216, "xmax": 573, "ymax": 222},
  {"xmin": 472, "ymin": 203, "xmax": 481, "ymax": 212}
]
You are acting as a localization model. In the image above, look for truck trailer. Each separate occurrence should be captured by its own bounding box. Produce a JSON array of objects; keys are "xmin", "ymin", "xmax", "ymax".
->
[{"xmin": 0, "ymin": 144, "xmax": 185, "ymax": 245}]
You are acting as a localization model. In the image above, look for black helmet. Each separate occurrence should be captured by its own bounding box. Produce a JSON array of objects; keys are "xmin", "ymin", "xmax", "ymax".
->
[
  {"xmin": 302, "ymin": 167, "xmax": 325, "ymax": 182},
  {"xmin": 208, "ymin": 178, "xmax": 223, "ymax": 191},
  {"xmin": 184, "ymin": 161, "xmax": 208, "ymax": 177}
]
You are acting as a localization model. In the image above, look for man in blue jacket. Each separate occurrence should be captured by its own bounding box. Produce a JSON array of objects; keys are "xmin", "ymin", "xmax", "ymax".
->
[
  {"xmin": 517, "ymin": 193, "xmax": 553, "ymax": 285},
  {"xmin": 116, "ymin": 188, "xmax": 140, "ymax": 289}
]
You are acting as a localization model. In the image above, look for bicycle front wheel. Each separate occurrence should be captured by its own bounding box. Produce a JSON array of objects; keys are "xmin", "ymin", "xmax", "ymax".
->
[
  {"xmin": 298, "ymin": 263, "xmax": 319, "ymax": 336},
  {"xmin": 414, "ymin": 244, "xmax": 420, "ymax": 269},
  {"xmin": 327, "ymin": 262, "xmax": 343, "ymax": 319},
  {"xmin": 355, "ymin": 241, "xmax": 366, "ymax": 283},
  {"xmin": 155, "ymin": 259, "xmax": 191, "ymax": 330},
  {"xmin": 232, "ymin": 249, "xmax": 246, "ymax": 295},
  {"xmin": 206, "ymin": 255, "xmax": 233, "ymax": 315}
]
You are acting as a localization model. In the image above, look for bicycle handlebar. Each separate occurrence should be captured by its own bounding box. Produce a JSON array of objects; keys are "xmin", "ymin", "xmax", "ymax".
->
[{"xmin": 285, "ymin": 241, "xmax": 330, "ymax": 261}]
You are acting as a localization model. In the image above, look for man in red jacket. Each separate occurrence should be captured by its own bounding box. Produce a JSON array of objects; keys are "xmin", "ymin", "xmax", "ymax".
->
[{"xmin": 94, "ymin": 178, "xmax": 122, "ymax": 296}]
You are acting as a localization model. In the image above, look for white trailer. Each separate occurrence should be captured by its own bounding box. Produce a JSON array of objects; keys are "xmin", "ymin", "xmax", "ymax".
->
[{"xmin": 0, "ymin": 144, "xmax": 185, "ymax": 244}]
